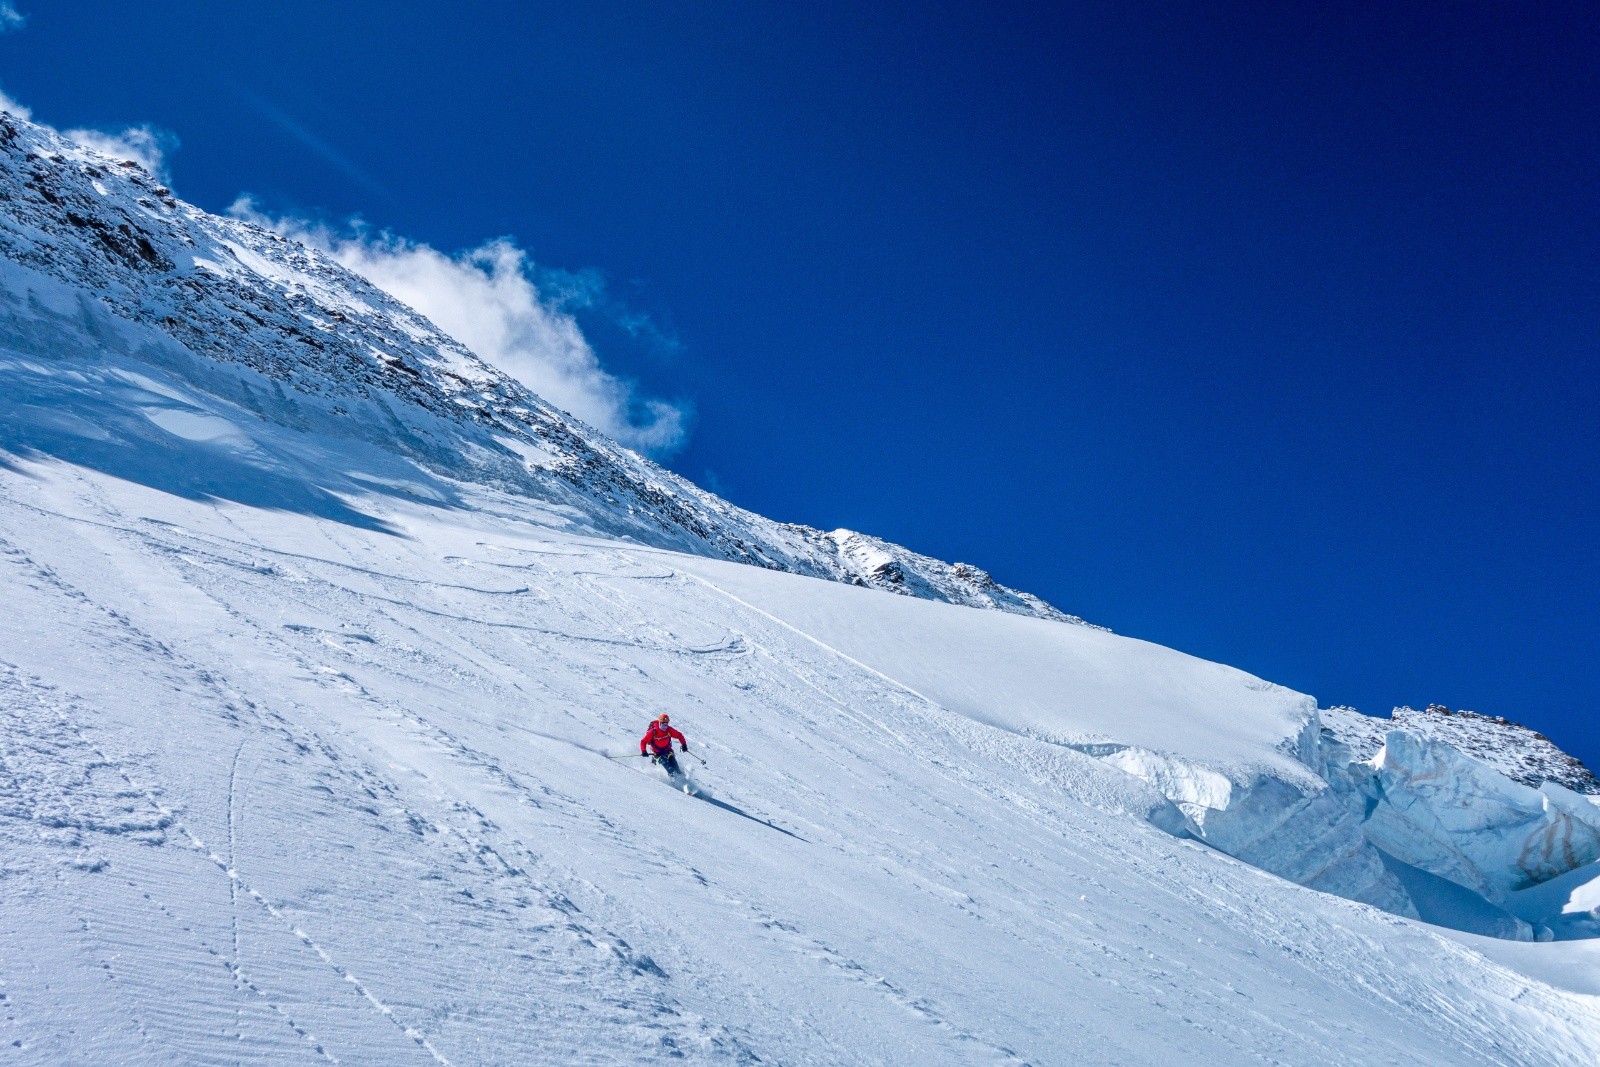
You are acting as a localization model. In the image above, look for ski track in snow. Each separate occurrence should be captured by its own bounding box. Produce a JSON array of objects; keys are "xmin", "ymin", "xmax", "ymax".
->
[
  {"xmin": 0, "ymin": 484, "xmax": 759, "ymax": 1063},
  {"xmin": 1, "ymin": 464, "xmax": 1599, "ymax": 1064}
]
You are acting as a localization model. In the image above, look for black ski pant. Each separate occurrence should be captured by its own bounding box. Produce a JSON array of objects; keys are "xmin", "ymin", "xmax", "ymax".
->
[{"xmin": 651, "ymin": 750, "xmax": 682, "ymax": 777}]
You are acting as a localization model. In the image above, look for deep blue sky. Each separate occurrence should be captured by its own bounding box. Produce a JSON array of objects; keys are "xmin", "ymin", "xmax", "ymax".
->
[{"xmin": 4, "ymin": 2, "xmax": 1597, "ymax": 764}]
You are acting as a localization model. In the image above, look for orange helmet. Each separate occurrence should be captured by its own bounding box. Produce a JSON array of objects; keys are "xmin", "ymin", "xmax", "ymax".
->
[{"xmin": 657, "ymin": 714, "xmax": 670, "ymax": 724}]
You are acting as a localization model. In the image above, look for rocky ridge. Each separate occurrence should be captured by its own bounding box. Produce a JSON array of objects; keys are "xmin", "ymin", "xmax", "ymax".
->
[
  {"xmin": 1323, "ymin": 704, "xmax": 1600, "ymax": 795},
  {"xmin": 0, "ymin": 109, "xmax": 1083, "ymax": 625}
]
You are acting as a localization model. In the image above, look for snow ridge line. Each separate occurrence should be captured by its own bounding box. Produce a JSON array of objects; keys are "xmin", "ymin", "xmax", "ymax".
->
[{"xmin": 79, "ymin": 731, "xmax": 457, "ymax": 1067}]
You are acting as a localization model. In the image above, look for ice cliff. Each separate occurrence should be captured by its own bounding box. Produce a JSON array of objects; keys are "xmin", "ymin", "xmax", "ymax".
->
[
  {"xmin": 1304, "ymin": 712, "xmax": 1600, "ymax": 940},
  {"xmin": 1353, "ymin": 731, "xmax": 1600, "ymax": 901}
]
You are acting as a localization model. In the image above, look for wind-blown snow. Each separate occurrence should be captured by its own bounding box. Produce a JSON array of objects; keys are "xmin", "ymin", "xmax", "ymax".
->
[
  {"xmin": 667, "ymin": 553, "xmax": 1311, "ymax": 776},
  {"xmin": 228, "ymin": 208, "xmax": 689, "ymax": 455}
]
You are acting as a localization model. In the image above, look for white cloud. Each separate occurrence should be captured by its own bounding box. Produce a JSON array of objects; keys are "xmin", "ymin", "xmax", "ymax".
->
[
  {"xmin": 0, "ymin": 85, "xmax": 31, "ymax": 119},
  {"xmin": 62, "ymin": 124, "xmax": 177, "ymax": 185},
  {"xmin": 0, "ymin": 76, "xmax": 680, "ymax": 456},
  {"xmin": 0, "ymin": 83, "xmax": 177, "ymax": 185},
  {"xmin": 235, "ymin": 204, "xmax": 688, "ymax": 456},
  {"xmin": 0, "ymin": 3, "xmax": 25, "ymax": 33}
]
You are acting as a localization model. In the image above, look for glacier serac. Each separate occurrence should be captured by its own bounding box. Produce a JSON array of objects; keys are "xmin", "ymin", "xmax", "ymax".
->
[
  {"xmin": 1353, "ymin": 731, "xmax": 1600, "ymax": 901},
  {"xmin": 4, "ymin": 109, "xmax": 1600, "ymax": 1064}
]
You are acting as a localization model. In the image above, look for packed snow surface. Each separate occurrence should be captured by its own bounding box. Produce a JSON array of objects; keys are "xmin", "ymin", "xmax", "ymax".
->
[
  {"xmin": 3, "ymin": 109, "xmax": 1600, "ymax": 1064},
  {"xmin": 669, "ymin": 554, "xmax": 1314, "ymax": 778}
]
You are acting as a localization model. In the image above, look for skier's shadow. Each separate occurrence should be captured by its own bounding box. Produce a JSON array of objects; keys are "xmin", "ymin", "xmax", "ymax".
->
[{"xmin": 694, "ymin": 792, "xmax": 806, "ymax": 842}]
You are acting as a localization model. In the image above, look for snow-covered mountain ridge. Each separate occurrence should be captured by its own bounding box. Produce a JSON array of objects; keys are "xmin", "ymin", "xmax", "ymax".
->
[
  {"xmin": 1323, "ymin": 704, "xmax": 1600, "ymax": 795},
  {"xmin": 5, "ymin": 113, "xmax": 1600, "ymax": 1062},
  {"xmin": 0, "ymin": 109, "xmax": 1078, "ymax": 625}
]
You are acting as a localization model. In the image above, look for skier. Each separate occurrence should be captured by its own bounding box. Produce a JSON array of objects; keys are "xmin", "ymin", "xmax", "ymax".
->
[{"xmin": 640, "ymin": 713, "xmax": 689, "ymax": 779}]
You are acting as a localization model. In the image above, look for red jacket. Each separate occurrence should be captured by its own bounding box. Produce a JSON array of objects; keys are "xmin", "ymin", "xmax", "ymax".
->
[{"xmin": 641, "ymin": 721, "xmax": 686, "ymax": 755}]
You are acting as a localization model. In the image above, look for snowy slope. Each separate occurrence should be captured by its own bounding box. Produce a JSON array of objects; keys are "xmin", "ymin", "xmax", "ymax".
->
[
  {"xmin": 5, "ymin": 459, "xmax": 1600, "ymax": 1065},
  {"xmin": 4, "ymin": 113, "xmax": 1600, "ymax": 1064},
  {"xmin": 666, "ymin": 553, "xmax": 1417, "ymax": 915}
]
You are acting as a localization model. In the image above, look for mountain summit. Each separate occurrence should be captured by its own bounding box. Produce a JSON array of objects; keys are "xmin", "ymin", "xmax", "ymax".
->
[{"xmin": 0, "ymin": 110, "xmax": 1078, "ymax": 624}]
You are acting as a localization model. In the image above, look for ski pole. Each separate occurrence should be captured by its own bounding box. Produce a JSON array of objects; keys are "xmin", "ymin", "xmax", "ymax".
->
[
  {"xmin": 603, "ymin": 752, "xmax": 649, "ymax": 761},
  {"xmin": 683, "ymin": 749, "xmax": 707, "ymax": 766}
]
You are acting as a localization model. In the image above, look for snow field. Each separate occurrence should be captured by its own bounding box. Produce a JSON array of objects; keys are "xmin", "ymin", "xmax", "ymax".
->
[{"xmin": 1, "ymin": 457, "xmax": 1599, "ymax": 1064}]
